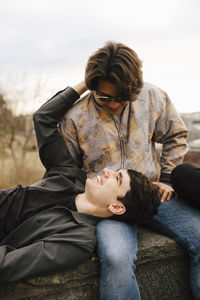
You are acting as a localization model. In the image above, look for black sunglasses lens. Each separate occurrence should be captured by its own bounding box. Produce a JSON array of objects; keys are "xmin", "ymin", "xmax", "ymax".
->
[
  {"xmin": 96, "ymin": 95, "xmax": 110, "ymax": 102},
  {"xmin": 96, "ymin": 94, "xmax": 127, "ymax": 103}
]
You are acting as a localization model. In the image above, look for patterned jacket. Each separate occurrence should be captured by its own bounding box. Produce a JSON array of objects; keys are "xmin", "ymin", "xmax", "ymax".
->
[{"xmin": 61, "ymin": 82, "xmax": 188, "ymax": 182}]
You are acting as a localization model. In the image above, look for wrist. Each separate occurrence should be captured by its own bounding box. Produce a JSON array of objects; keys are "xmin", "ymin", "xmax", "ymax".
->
[
  {"xmin": 72, "ymin": 81, "xmax": 87, "ymax": 96},
  {"xmin": 159, "ymin": 173, "xmax": 172, "ymax": 186}
]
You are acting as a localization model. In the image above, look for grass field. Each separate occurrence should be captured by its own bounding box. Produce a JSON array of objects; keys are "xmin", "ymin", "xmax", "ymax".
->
[{"xmin": 0, "ymin": 150, "xmax": 45, "ymax": 189}]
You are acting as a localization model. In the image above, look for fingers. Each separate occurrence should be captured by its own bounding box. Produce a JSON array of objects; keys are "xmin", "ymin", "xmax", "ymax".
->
[
  {"xmin": 160, "ymin": 190, "xmax": 173, "ymax": 203},
  {"xmin": 153, "ymin": 182, "xmax": 174, "ymax": 203}
]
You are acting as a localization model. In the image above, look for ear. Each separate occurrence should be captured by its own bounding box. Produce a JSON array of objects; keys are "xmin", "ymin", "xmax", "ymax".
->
[{"xmin": 108, "ymin": 201, "xmax": 126, "ymax": 215}]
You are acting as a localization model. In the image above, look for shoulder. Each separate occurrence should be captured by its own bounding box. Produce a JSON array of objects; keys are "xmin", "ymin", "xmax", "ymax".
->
[
  {"xmin": 137, "ymin": 82, "xmax": 172, "ymax": 111},
  {"xmin": 132, "ymin": 83, "xmax": 177, "ymax": 121},
  {"xmin": 139, "ymin": 82, "xmax": 167, "ymax": 99},
  {"xmin": 64, "ymin": 93, "xmax": 94, "ymax": 120}
]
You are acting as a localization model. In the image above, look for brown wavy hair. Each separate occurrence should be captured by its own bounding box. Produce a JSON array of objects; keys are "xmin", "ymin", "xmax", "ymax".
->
[{"xmin": 85, "ymin": 41, "xmax": 144, "ymax": 102}]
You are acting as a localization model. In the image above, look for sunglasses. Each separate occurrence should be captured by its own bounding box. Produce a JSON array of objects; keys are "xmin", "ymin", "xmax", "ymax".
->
[{"xmin": 95, "ymin": 93, "xmax": 128, "ymax": 103}]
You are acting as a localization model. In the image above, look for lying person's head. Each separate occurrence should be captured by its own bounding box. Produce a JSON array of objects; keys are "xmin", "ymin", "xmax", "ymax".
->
[
  {"xmin": 113, "ymin": 169, "xmax": 160, "ymax": 223},
  {"xmin": 76, "ymin": 168, "xmax": 160, "ymax": 223}
]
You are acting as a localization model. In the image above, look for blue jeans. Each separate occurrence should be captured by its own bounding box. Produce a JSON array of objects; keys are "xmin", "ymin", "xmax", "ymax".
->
[{"xmin": 96, "ymin": 197, "xmax": 200, "ymax": 300}]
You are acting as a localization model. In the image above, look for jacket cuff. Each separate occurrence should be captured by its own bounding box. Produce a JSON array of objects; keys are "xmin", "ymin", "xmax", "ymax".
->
[
  {"xmin": 62, "ymin": 86, "xmax": 80, "ymax": 100},
  {"xmin": 159, "ymin": 173, "xmax": 172, "ymax": 187},
  {"xmin": 48, "ymin": 86, "xmax": 80, "ymax": 105}
]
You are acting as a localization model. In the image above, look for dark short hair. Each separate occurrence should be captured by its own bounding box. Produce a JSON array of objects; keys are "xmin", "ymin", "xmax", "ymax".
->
[
  {"xmin": 85, "ymin": 41, "xmax": 143, "ymax": 102},
  {"xmin": 112, "ymin": 169, "xmax": 160, "ymax": 223}
]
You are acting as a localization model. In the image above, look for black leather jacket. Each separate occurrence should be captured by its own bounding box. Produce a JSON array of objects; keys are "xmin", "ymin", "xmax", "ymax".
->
[{"xmin": 0, "ymin": 87, "xmax": 99, "ymax": 284}]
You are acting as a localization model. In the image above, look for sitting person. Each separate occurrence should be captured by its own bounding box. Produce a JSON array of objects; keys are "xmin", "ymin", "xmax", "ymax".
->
[
  {"xmin": 60, "ymin": 43, "xmax": 200, "ymax": 300},
  {"xmin": 171, "ymin": 163, "xmax": 200, "ymax": 209},
  {"xmin": 0, "ymin": 83, "xmax": 160, "ymax": 285}
]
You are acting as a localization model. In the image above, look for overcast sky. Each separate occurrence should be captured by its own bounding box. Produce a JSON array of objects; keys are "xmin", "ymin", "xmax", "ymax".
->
[{"xmin": 0, "ymin": 0, "xmax": 200, "ymax": 114}]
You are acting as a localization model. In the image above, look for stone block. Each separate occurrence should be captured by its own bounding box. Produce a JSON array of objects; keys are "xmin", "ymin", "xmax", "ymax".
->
[{"xmin": 0, "ymin": 227, "xmax": 194, "ymax": 300}]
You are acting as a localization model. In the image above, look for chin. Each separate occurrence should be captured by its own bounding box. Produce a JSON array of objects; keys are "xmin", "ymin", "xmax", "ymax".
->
[
  {"xmin": 107, "ymin": 108, "xmax": 122, "ymax": 115},
  {"xmin": 86, "ymin": 177, "xmax": 98, "ymax": 189}
]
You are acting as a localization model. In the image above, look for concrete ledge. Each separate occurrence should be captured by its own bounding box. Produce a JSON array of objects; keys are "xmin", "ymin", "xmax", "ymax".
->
[{"xmin": 0, "ymin": 227, "xmax": 193, "ymax": 300}]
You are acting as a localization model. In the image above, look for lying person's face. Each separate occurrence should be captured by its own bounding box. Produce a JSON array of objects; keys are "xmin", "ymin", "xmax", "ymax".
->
[
  {"xmin": 85, "ymin": 168, "xmax": 130, "ymax": 206},
  {"xmin": 94, "ymin": 80, "xmax": 129, "ymax": 115}
]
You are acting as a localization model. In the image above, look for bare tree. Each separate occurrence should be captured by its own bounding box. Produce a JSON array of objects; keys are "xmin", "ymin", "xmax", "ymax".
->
[
  {"xmin": 0, "ymin": 92, "xmax": 35, "ymax": 176},
  {"xmin": 0, "ymin": 74, "xmax": 48, "ymax": 187}
]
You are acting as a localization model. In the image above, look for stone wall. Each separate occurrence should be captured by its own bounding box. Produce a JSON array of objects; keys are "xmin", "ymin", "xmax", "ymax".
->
[
  {"xmin": 0, "ymin": 227, "xmax": 194, "ymax": 300},
  {"xmin": 184, "ymin": 150, "xmax": 200, "ymax": 166}
]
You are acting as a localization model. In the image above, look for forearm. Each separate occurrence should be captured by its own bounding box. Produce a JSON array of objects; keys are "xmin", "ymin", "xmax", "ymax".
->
[
  {"xmin": 33, "ymin": 86, "xmax": 80, "ymax": 150},
  {"xmin": 154, "ymin": 91, "xmax": 188, "ymax": 174},
  {"xmin": 59, "ymin": 83, "xmax": 86, "ymax": 166},
  {"xmin": 160, "ymin": 134, "xmax": 188, "ymax": 174},
  {"xmin": 0, "ymin": 240, "xmax": 92, "ymax": 284},
  {"xmin": 33, "ymin": 86, "xmax": 81, "ymax": 171}
]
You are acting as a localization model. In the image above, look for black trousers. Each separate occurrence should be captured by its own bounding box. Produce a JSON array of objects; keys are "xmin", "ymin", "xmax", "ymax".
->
[{"xmin": 171, "ymin": 163, "xmax": 200, "ymax": 209}]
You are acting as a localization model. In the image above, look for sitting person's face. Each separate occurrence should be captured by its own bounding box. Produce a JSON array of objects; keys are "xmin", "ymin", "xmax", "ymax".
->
[
  {"xmin": 94, "ymin": 80, "xmax": 129, "ymax": 115},
  {"xmin": 85, "ymin": 168, "xmax": 130, "ymax": 206}
]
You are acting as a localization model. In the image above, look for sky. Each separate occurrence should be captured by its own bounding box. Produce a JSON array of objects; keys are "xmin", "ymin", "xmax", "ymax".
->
[{"xmin": 0, "ymin": 0, "xmax": 200, "ymax": 114}]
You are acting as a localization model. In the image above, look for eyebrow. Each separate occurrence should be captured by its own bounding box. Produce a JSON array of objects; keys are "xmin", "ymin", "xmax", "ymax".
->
[{"xmin": 119, "ymin": 172, "xmax": 123, "ymax": 186}]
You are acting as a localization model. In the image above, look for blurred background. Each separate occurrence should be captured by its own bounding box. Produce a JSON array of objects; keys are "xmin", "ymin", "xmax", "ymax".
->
[{"xmin": 0, "ymin": 0, "xmax": 199, "ymax": 188}]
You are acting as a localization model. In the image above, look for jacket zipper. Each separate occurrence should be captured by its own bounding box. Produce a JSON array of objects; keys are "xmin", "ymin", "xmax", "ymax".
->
[
  {"xmin": 113, "ymin": 118, "xmax": 125, "ymax": 169},
  {"xmin": 112, "ymin": 103, "xmax": 131, "ymax": 169},
  {"xmin": 119, "ymin": 129, "xmax": 125, "ymax": 169}
]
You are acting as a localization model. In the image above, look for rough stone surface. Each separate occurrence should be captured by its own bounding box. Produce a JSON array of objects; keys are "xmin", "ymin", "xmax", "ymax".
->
[{"xmin": 0, "ymin": 227, "xmax": 194, "ymax": 300}]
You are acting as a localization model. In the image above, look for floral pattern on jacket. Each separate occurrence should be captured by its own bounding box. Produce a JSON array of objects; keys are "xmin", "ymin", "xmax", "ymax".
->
[{"xmin": 61, "ymin": 82, "xmax": 188, "ymax": 181}]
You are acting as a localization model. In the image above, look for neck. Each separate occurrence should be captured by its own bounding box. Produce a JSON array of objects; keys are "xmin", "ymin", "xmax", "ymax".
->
[{"xmin": 75, "ymin": 193, "xmax": 112, "ymax": 218}]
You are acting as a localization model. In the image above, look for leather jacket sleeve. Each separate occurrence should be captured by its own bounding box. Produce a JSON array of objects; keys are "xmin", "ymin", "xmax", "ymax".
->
[
  {"xmin": 0, "ymin": 236, "xmax": 92, "ymax": 284},
  {"xmin": 33, "ymin": 87, "xmax": 86, "ymax": 183},
  {"xmin": 0, "ymin": 207, "xmax": 97, "ymax": 284}
]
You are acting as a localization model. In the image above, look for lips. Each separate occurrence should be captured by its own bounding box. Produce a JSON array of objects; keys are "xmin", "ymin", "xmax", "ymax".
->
[{"xmin": 106, "ymin": 106, "xmax": 121, "ymax": 114}]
